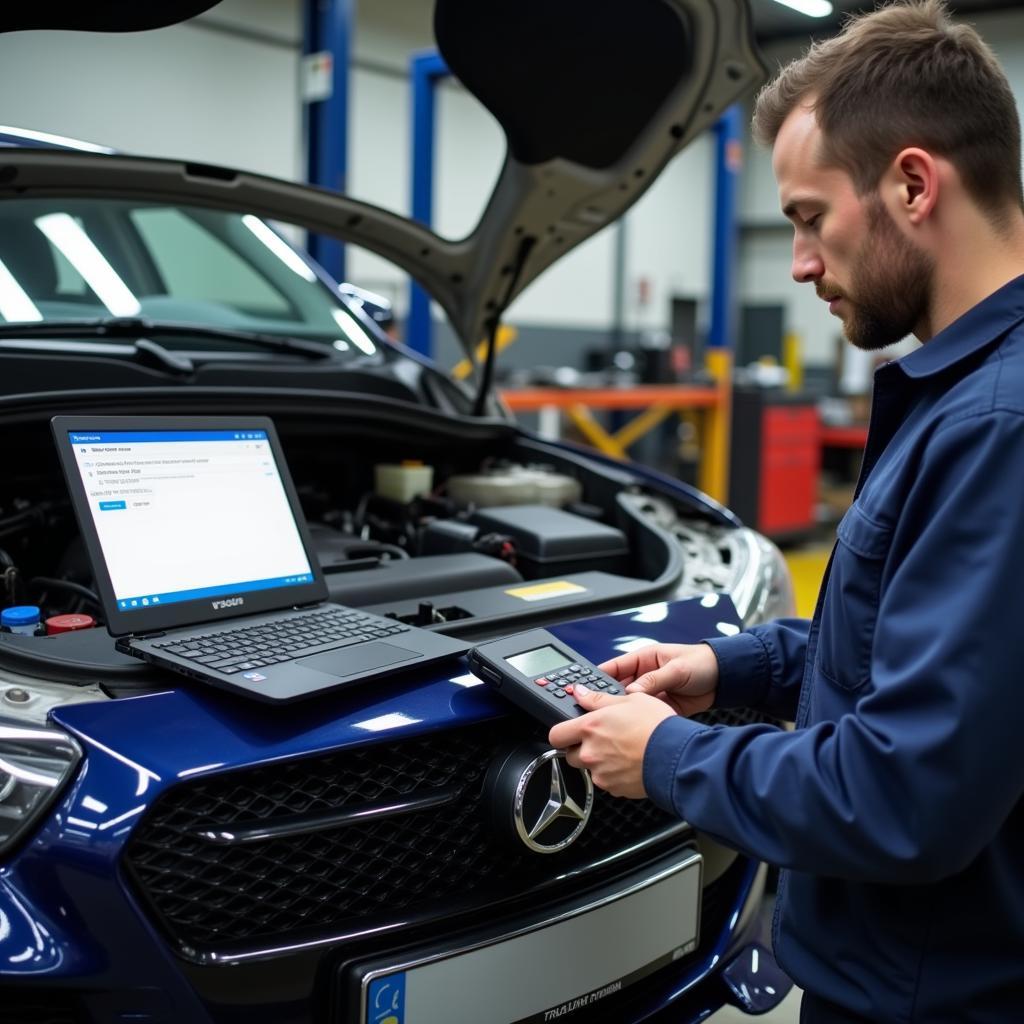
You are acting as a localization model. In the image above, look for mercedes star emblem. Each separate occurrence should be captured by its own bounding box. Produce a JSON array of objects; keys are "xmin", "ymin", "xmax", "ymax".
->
[{"xmin": 514, "ymin": 748, "xmax": 594, "ymax": 853}]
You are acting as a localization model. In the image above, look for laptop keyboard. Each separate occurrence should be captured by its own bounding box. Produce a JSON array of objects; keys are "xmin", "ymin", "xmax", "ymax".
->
[{"xmin": 150, "ymin": 608, "xmax": 411, "ymax": 675}]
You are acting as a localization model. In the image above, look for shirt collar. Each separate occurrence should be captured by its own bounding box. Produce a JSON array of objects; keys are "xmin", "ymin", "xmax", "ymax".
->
[{"xmin": 896, "ymin": 273, "xmax": 1024, "ymax": 379}]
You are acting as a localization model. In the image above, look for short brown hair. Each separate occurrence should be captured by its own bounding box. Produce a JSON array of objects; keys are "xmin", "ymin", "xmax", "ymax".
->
[{"xmin": 752, "ymin": 0, "xmax": 1023, "ymax": 219}]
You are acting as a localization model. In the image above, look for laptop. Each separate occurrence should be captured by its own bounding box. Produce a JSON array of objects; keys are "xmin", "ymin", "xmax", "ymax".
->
[{"xmin": 51, "ymin": 415, "xmax": 469, "ymax": 703}]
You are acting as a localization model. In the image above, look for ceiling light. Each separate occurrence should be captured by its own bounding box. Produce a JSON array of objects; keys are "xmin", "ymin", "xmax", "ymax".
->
[
  {"xmin": 35, "ymin": 213, "xmax": 141, "ymax": 317},
  {"xmin": 0, "ymin": 258, "xmax": 43, "ymax": 322},
  {"xmin": 331, "ymin": 307, "xmax": 376, "ymax": 355},
  {"xmin": 241, "ymin": 215, "xmax": 317, "ymax": 283},
  {"xmin": 770, "ymin": 0, "xmax": 833, "ymax": 17}
]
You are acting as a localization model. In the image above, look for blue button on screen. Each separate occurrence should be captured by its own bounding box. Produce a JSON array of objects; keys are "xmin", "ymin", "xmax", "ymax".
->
[{"xmin": 99, "ymin": 500, "xmax": 127, "ymax": 511}]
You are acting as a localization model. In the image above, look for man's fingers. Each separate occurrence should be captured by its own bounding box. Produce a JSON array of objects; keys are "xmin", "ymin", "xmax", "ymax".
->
[
  {"xmin": 624, "ymin": 673, "xmax": 655, "ymax": 694},
  {"xmin": 571, "ymin": 683, "xmax": 606, "ymax": 708},
  {"xmin": 601, "ymin": 645, "xmax": 685, "ymax": 683},
  {"xmin": 562, "ymin": 744, "xmax": 583, "ymax": 771},
  {"xmin": 548, "ymin": 685, "xmax": 613, "ymax": 748},
  {"xmin": 625, "ymin": 662, "xmax": 689, "ymax": 695},
  {"xmin": 548, "ymin": 718, "xmax": 580, "ymax": 749},
  {"xmin": 626, "ymin": 671, "xmax": 664, "ymax": 694},
  {"xmin": 598, "ymin": 653, "xmax": 638, "ymax": 680}
]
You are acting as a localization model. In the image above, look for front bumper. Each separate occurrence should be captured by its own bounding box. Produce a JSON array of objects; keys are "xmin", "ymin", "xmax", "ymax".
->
[
  {"xmin": 0, "ymin": 849, "xmax": 770, "ymax": 1023},
  {"xmin": 0, "ymin": 598, "xmax": 784, "ymax": 1022}
]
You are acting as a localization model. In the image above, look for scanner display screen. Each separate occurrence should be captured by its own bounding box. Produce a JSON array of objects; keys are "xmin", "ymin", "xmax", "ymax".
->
[{"xmin": 507, "ymin": 645, "xmax": 572, "ymax": 677}]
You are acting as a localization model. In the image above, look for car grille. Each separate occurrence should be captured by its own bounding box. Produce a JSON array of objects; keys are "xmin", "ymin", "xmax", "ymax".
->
[{"xmin": 124, "ymin": 708, "xmax": 764, "ymax": 955}]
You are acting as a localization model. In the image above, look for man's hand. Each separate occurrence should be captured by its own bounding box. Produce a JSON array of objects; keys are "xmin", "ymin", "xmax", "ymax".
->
[
  {"xmin": 599, "ymin": 642, "xmax": 719, "ymax": 717},
  {"xmin": 548, "ymin": 686, "xmax": 675, "ymax": 798}
]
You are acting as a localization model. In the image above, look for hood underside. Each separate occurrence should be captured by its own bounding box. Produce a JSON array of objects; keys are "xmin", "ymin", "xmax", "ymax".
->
[
  {"xmin": 0, "ymin": 1, "xmax": 222, "ymax": 33},
  {"xmin": 0, "ymin": 0, "xmax": 765, "ymax": 358}
]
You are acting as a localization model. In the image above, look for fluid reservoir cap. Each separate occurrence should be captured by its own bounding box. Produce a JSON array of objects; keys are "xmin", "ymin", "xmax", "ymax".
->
[
  {"xmin": 2, "ymin": 605, "xmax": 41, "ymax": 628},
  {"xmin": 45, "ymin": 614, "xmax": 96, "ymax": 635}
]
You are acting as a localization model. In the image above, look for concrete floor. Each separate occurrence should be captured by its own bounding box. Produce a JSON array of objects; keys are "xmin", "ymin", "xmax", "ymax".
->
[{"xmin": 710, "ymin": 984, "xmax": 802, "ymax": 1022}]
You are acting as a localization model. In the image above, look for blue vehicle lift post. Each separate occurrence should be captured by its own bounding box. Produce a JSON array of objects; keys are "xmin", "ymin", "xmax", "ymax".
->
[
  {"xmin": 701, "ymin": 104, "xmax": 742, "ymax": 502},
  {"xmin": 709, "ymin": 104, "xmax": 742, "ymax": 357},
  {"xmin": 303, "ymin": 0, "xmax": 353, "ymax": 284},
  {"xmin": 408, "ymin": 51, "xmax": 450, "ymax": 358}
]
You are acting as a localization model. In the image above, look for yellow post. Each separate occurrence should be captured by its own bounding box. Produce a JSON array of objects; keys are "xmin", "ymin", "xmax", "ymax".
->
[
  {"xmin": 784, "ymin": 331, "xmax": 803, "ymax": 392},
  {"xmin": 565, "ymin": 405, "xmax": 628, "ymax": 459},
  {"xmin": 700, "ymin": 348, "xmax": 733, "ymax": 504},
  {"xmin": 612, "ymin": 404, "xmax": 674, "ymax": 452}
]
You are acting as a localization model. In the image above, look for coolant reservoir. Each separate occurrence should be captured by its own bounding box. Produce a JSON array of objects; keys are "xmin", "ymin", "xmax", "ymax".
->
[
  {"xmin": 447, "ymin": 465, "xmax": 582, "ymax": 507},
  {"xmin": 374, "ymin": 462, "xmax": 434, "ymax": 503}
]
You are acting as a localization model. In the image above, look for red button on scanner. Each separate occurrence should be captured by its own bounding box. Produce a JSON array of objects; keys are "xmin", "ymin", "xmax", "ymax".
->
[{"xmin": 535, "ymin": 676, "xmax": 550, "ymax": 686}]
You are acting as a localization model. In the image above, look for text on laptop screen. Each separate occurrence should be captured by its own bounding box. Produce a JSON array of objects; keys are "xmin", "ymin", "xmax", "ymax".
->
[{"xmin": 68, "ymin": 430, "xmax": 314, "ymax": 611}]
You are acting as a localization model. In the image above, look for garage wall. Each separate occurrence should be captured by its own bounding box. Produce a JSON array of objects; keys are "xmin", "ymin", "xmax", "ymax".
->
[{"xmin": 0, "ymin": 0, "xmax": 303, "ymax": 182}]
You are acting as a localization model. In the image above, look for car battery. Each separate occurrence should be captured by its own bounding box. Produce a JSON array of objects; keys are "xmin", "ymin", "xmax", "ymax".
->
[{"xmin": 469, "ymin": 505, "xmax": 630, "ymax": 577}]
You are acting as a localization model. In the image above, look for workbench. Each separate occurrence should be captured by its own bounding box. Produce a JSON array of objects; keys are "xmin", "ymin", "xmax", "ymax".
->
[
  {"xmin": 500, "ymin": 384, "xmax": 728, "ymax": 502},
  {"xmin": 500, "ymin": 389, "xmax": 870, "ymax": 526}
]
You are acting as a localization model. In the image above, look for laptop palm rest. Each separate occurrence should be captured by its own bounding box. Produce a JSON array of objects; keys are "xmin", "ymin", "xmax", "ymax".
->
[{"xmin": 297, "ymin": 643, "xmax": 419, "ymax": 677}]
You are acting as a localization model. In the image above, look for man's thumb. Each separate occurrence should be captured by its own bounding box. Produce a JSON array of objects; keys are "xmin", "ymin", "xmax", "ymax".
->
[{"xmin": 572, "ymin": 683, "xmax": 606, "ymax": 707}]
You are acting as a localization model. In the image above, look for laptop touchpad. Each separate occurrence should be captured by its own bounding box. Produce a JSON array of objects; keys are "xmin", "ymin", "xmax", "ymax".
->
[{"xmin": 297, "ymin": 643, "xmax": 418, "ymax": 677}]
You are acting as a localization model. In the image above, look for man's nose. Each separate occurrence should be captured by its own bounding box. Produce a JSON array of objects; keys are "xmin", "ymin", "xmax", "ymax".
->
[{"xmin": 791, "ymin": 237, "xmax": 824, "ymax": 284}]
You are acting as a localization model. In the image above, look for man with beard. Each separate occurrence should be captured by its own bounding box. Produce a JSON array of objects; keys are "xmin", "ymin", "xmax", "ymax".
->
[{"xmin": 549, "ymin": 2, "xmax": 1024, "ymax": 1021}]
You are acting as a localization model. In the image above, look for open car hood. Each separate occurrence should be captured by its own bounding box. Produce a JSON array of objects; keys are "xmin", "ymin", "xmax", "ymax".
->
[
  {"xmin": 0, "ymin": 1, "xmax": 222, "ymax": 33},
  {"xmin": 0, "ymin": 0, "xmax": 764, "ymax": 360}
]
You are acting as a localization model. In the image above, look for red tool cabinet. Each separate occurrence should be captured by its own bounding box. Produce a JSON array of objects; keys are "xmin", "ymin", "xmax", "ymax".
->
[{"xmin": 729, "ymin": 387, "xmax": 821, "ymax": 539}]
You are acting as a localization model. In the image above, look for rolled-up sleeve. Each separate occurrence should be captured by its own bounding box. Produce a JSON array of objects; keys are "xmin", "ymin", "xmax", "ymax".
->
[{"xmin": 643, "ymin": 411, "xmax": 1024, "ymax": 883}]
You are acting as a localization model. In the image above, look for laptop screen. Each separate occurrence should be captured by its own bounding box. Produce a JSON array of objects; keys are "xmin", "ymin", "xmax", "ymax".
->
[{"xmin": 66, "ymin": 427, "xmax": 315, "ymax": 613}]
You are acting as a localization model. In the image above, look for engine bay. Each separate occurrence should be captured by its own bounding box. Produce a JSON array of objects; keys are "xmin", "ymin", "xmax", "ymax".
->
[{"xmin": 0, "ymin": 398, "xmax": 748, "ymax": 696}]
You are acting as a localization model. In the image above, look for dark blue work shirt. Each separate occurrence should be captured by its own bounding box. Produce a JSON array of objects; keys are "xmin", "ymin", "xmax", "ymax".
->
[{"xmin": 644, "ymin": 275, "xmax": 1024, "ymax": 1021}]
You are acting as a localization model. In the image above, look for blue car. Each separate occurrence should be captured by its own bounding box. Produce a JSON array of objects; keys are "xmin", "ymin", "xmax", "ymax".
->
[{"xmin": 0, "ymin": 1, "xmax": 796, "ymax": 1021}]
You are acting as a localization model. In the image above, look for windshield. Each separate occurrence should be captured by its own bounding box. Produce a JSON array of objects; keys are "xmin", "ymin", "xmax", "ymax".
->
[{"xmin": 0, "ymin": 197, "xmax": 379, "ymax": 354}]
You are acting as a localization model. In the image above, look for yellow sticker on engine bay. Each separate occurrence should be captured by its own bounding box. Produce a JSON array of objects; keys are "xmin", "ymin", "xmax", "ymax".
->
[{"xmin": 504, "ymin": 581, "xmax": 587, "ymax": 602}]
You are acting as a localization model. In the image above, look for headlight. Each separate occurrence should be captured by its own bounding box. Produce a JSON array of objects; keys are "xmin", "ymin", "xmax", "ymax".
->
[
  {"xmin": 726, "ymin": 528, "xmax": 797, "ymax": 627},
  {"xmin": 0, "ymin": 721, "xmax": 82, "ymax": 856}
]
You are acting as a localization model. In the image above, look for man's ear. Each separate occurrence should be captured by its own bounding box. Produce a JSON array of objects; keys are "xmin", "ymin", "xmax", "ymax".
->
[{"xmin": 886, "ymin": 147, "xmax": 939, "ymax": 225}]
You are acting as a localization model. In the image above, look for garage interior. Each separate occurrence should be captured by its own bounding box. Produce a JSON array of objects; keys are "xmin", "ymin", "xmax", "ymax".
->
[
  {"xmin": 0, "ymin": 0, "xmax": 1020, "ymax": 1021},
  {"xmin": 10, "ymin": 0, "xmax": 1016, "ymax": 612}
]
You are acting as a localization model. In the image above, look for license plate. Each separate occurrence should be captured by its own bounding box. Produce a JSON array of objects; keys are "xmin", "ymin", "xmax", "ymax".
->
[{"xmin": 354, "ymin": 852, "xmax": 702, "ymax": 1024}]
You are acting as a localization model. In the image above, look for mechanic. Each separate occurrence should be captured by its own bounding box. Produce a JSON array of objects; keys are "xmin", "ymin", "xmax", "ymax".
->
[{"xmin": 549, "ymin": 2, "xmax": 1024, "ymax": 1021}]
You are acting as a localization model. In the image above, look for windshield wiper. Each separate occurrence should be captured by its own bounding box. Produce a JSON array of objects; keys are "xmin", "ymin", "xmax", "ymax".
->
[{"xmin": 0, "ymin": 317, "xmax": 334, "ymax": 360}]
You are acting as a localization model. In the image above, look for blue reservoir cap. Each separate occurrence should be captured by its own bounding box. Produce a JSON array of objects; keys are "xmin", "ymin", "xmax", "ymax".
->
[{"xmin": 2, "ymin": 605, "xmax": 41, "ymax": 627}]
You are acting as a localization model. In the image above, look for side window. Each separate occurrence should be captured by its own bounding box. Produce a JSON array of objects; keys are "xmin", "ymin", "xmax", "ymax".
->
[{"xmin": 129, "ymin": 208, "xmax": 292, "ymax": 318}]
